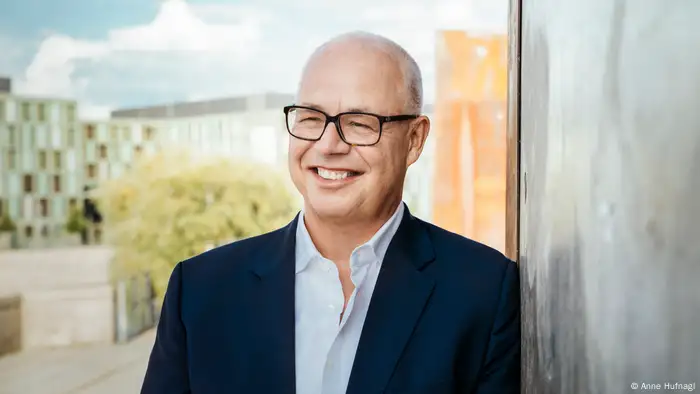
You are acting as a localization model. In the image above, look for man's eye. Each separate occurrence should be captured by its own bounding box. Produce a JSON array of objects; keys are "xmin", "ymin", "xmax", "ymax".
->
[{"xmin": 349, "ymin": 121, "xmax": 372, "ymax": 129}]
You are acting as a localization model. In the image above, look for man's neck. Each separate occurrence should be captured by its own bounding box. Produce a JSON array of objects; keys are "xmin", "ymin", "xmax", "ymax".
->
[{"xmin": 303, "ymin": 202, "xmax": 400, "ymax": 264}]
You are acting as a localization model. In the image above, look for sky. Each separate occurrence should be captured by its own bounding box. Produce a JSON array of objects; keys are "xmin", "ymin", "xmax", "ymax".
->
[{"xmin": 0, "ymin": 0, "xmax": 507, "ymax": 119}]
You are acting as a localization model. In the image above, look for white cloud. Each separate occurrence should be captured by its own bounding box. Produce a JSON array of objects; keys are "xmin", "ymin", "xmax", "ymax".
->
[
  {"xmin": 13, "ymin": 0, "xmax": 265, "ymax": 118},
  {"xmin": 17, "ymin": 35, "xmax": 108, "ymax": 98},
  {"xmin": 107, "ymin": 0, "xmax": 261, "ymax": 52},
  {"xmin": 13, "ymin": 0, "xmax": 507, "ymax": 118}
]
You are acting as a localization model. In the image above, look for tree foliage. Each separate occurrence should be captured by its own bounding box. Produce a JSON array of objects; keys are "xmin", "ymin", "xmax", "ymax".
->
[
  {"xmin": 65, "ymin": 206, "xmax": 88, "ymax": 234},
  {"xmin": 91, "ymin": 149, "xmax": 300, "ymax": 298},
  {"xmin": 0, "ymin": 212, "xmax": 16, "ymax": 233}
]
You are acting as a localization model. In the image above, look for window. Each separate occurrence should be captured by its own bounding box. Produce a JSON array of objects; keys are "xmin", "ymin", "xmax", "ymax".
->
[
  {"xmin": 50, "ymin": 103, "xmax": 60, "ymax": 123},
  {"xmin": 144, "ymin": 127, "xmax": 155, "ymax": 141},
  {"xmin": 39, "ymin": 198, "xmax": 49, "ymax": 217},
  {"xmin": 67, "ymin": 104, "xmax": 75, "ymax": 122},
  {"xmin": 8, "ymin": 149, "xmax": 15, "ymax": 170},
  {"xmin": 8, "ymin": 125, "xmax": 15, "ymax": 145},
  {"xmin": 23, "ymin": 125, "xmax": 34, "ymax": 147},
  {"xmin": 53, "ymin": 175, "xmax": 61, "ymax": 192},
  {"xmin": 134, "ymin": 145, "xmax": 142, "ymax": 156},
  {"xmin": 37, "ymin": 173, "xmax": 48, "ymax": 195},
  {"xmin": 35, "ymin": 124, "xmax": 47, "ymax": 148},
  {"xmin": 5, "ymin": 99, "xmax": 16, "ymax": 122},
  {"xmin": 67, "ymin": 128, "xmax": 75, "ymax": 147},
  {"xmin": 99, "ymin": 144, "xmax": 107, "ymax": 159},
  {"xmin": 53, "ymin": 197, "xmax": 63, "ymax": 218},
  {"xmin": 38, "ymin": 103, "xmax": 46, "ymax": 121},
  {"xmin": 22, "ymin": 196, "xmax": 31, "ymax": 219},
  {"xmin": 66, "ymin": 150, "xmax": 76, "ymax": 171},
  {"xmin": 23, "ymin": 174, "xmax": 33, "ymax": 193},
  {"xmin": 87, "ymin": 164, "xmax": 96, "ymax": 179},
  {"xmin": 85, "ymin": 124, "xmax": 95, "ymax": 140},
  {"xmin": 41, "ymin": 225, "xmax": 48, "ymax": 237},
  {"xmin": 25, "ymin": 226, "xmax": 33, "ymax": 238},
  {"xmin": 51, "ymin": 126, "xmax": 61, "ymax": 148},
  {"xmin": 110, "ymin": 126, "xmax": 119, "ymax": 140},
  {"xmin": 54, "ymin": 151, "xmax": 62, "ymax": 170},
  {"xmin": 68, "ymin": 198, "xmax": 77, "ymax": 210},
  {"xmin": 38, "ymin": 151, "xmax": 47, "ymax": 169},
  {"xmin": 61, "ymin": 174, "xmax": 72, "ymax": 194},
  {"xmin": 22, "ymin": 103, "xmax": 30, "ymax": 121},
  {"xmin": 122, "ymin": 127, "xmax": 131, "ymax": 140}
]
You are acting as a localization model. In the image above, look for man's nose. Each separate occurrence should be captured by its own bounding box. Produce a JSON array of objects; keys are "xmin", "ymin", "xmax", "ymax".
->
[{"xmin": 315, "ymin": 121, "xmax": 351, "ymax": 154}]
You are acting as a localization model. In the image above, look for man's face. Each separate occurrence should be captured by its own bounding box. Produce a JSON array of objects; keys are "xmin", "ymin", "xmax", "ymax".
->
[{"xmin": 288, "ymin": 42, "xmax": 429, "ymax": 222}]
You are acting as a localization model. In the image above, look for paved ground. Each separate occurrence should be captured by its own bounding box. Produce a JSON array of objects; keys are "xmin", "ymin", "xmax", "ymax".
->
[{"xmin": 0, "ymin": 330, "xmax": 155, "ymax": 394}]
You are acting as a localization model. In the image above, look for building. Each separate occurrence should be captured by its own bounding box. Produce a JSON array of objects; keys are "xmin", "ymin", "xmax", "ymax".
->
[
  {"xmin": 0, "ymin": 83, "xmax": 84, "ymax": 248},
  {"xmin": 1, "ymin": 88, "xmax": 297, "ymax": 249},
  {"xmin": 110, "ymin": 93, "xmax": 293, "ymax": 168},
  {"xmin": 80, "ymin": 120, "xmax": 161, "ymax": 191},
  {"xmin": 431, "ymin": 31, "xmax": 508, "ymax": 253}
]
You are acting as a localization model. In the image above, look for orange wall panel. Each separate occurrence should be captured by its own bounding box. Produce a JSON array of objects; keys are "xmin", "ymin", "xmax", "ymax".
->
[{"xmin": 432, "ymin": 31, "xmax": 507, "ymax": 253}]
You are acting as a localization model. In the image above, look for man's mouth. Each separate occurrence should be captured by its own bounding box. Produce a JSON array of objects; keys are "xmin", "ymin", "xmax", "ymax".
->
[{"xmin": 312, "ymin": 167, "xmax": 362, "ymax": 180}]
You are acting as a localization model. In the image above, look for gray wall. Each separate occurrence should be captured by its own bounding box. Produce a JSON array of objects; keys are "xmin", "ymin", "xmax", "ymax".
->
[{"xmin": 518, "ymin": 0, "xmax": 700, "ymax": 392}]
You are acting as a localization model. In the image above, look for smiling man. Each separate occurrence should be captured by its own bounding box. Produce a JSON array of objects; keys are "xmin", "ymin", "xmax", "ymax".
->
[{"xmin": 141, "ymin": 31, "xmax": 521, "ymax": 394}]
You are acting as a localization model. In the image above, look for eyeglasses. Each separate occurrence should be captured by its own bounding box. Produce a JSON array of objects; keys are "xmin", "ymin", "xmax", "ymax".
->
[{"xmin": 283, "ymin": 105, "xmax": 419, "ymax": 146}]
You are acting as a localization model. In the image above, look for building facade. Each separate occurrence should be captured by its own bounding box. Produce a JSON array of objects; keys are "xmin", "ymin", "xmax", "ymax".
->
[
  {"xmin": 0, "ymin": 91, "xmax": 84, "ymax": 248},
  {"xmin": 110, "ymin": 93, "xmax": 292, "ymax": 168},
  {"xmin": 80, "ymin": 120, "xmax": 161, "ymax": 191},
  {"xmin": 432, "ymin": 31, "xmax": 508, "ymax": 253}
]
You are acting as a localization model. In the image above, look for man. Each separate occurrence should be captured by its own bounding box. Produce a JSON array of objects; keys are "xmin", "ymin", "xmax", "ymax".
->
[{"xmin": 141, "ymin": 31, "xmax": 520, "ymax": 394}]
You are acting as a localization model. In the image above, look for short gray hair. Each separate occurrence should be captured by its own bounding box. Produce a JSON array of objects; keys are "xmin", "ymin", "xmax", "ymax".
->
[{"xmin": 302, "ymin": 31, "xmax": 424, "ymax": 114}]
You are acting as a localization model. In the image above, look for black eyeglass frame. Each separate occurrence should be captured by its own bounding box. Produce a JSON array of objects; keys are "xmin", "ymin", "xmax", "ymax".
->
[{"xmin": 283, "ymin": 105, "xmax": 419, "ymax": 146}]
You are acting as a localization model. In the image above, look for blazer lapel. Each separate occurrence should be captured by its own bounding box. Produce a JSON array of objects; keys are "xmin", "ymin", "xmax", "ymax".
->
[
  {"xmin": 246, "ymin": 214, "xmax": 299, "ymax": 394},
  {"xmin": 346, "ymin": 209, "xmax": 436, "ymax": 394}
]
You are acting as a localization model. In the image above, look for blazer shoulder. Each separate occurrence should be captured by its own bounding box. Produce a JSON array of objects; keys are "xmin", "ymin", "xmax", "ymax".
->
[
  {"xmin": 417, "ymin": 218, "xmax": 515, "ymax": 271},
  {"xmin": 179, "ymin": 225, "xmax": 289, "ymax": 277}
]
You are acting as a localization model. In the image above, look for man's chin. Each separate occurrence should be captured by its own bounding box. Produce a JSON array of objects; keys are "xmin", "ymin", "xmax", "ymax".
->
[{"xmin": 305, "ymin": 196, "xmax": 360, "ymax": 221}]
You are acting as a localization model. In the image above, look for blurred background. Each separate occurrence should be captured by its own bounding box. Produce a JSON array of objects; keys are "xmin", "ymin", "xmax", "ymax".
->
[{"xmin": 0, "ymin": 0, "xmax": 509, "ymax": 392}]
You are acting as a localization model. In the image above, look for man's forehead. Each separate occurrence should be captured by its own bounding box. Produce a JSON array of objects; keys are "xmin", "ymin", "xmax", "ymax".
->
[
  {"xmin": 296, "ymin": 79, "xmax": 403, "ymax": 114},
  {"xmin": 296, "ymin": 101, "xmax": 377, "ymax": 114},
  {"xmin": 296, "ymin": 51, "xmax": 406, "ymax": 111}
]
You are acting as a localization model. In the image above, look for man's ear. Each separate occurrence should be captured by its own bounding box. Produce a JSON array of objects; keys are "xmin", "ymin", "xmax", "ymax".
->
[{"xmin": 406, "ymin": 115, "xmax": 430, "ymax": 167}]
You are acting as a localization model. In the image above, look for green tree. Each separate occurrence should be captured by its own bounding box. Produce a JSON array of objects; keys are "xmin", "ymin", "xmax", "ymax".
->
[
  {"xmin": 65, "ymin": 206, "xmax": 88, "ymax": 234},
  {"xmin": 91, "ymin": 149, "xmax": 300, "ymax": 298},
  {"xmin": 0, "ymin": 212, "xmax": 16, "ymax": 233}
]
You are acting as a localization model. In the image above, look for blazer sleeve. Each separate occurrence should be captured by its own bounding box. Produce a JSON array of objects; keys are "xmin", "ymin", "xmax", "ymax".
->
[
  {"xmin": 473, "ymin": 259, "xmax": 521, "ymax": 394},
  {"xmin": 141, "ymin": 262, "xmax": 191, "ymax": 394}
]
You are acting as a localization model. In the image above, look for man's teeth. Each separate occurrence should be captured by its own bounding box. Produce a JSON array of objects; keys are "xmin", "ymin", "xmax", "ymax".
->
[{"xmin": 317, "ymin": 168, "xmax": 353, "ymax": 180}]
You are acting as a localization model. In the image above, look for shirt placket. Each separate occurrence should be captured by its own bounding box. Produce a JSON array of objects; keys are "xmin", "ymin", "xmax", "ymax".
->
[{"xmin": 321, "ymin": 250, "xmax": 372, "ymax": 394}]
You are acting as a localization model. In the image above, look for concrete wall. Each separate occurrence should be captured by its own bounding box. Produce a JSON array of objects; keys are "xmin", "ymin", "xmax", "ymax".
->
[
  {"xmin": 0, "ymin": 246, "xmax": 115, "ymax": 349},
  {"xmin": 517, "ymin": 0, "xmax": 700, "ymax": 392},
  {"xmin": 0, "ymin": 295, "xmax": 21, "ymax": 356}
]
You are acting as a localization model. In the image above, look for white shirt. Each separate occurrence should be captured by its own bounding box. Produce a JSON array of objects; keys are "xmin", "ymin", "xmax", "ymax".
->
[{"xmin": 294, "ymin": 203, "xmax": 405, "ymax": 394}]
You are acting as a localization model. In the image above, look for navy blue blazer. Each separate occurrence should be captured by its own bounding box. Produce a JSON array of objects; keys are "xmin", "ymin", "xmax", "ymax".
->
[{"xmin": 141, "ymin": 207, "xmax": 520, "ymax": 394}]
